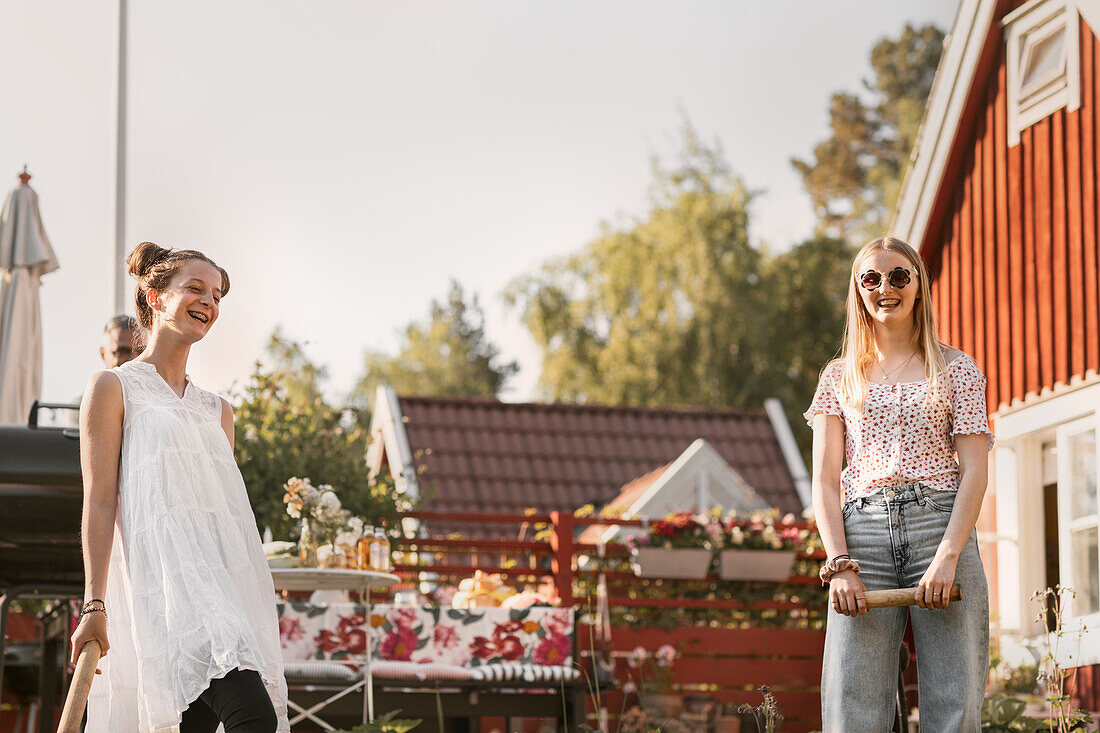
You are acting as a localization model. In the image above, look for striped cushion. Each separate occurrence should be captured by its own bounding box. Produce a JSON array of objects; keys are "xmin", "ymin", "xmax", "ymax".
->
[
  {"xmin": 469, "ymin": 663, "xmax": 580, "ymax": 683},
  {"xmin": 284, "ymin": 661, "xmax": 360, "ymax": 684},
  {"xmin": 371, "ymin": 661, "xmax": 474, "ymax": 681}
]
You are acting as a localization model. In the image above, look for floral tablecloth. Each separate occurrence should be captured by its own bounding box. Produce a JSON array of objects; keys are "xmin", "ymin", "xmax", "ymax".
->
[{"xmin": 277, "ymin": 603, "xmax": 574, "ymax": 668}]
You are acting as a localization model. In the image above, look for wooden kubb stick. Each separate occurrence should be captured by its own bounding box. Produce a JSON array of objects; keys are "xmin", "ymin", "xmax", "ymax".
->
[
  {"xmin": 864, "ymin": 584, "xmax": 962, "ymax": 609},
  {"xmin": 58, "ymin": 639, "xmax": 101, "ymax": 733}
]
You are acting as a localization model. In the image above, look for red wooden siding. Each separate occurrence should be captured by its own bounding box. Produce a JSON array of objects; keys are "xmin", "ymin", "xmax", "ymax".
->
[{"xmin": 926, "ymin": 22, "xmax": 1100, "ymax": 412}]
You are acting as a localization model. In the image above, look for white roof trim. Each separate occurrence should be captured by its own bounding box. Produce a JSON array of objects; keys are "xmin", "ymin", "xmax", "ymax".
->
[
  {"xmin": 1076, "ymin": 0, "xmax": 1100, "ymax": 37},
  {"xmin": 764, "ymin": 398, "xmax": 811, "ymax": 511},
  {"xmin": 366, "ymin": 385, "xmax": 420, "ymax": 502},
  {"xmin": 893, "ymin": 0, "xmax": 1000, "ymax": 246}
]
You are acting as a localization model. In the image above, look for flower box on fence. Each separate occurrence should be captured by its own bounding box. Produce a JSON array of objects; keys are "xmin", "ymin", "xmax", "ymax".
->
[
  {"xmin": 717, "ymin": 548, "xmax": 796, "ymax": 582},
  {"xmin": 630, "ymin": 547, "xmax": 713, "ymax": 579}
]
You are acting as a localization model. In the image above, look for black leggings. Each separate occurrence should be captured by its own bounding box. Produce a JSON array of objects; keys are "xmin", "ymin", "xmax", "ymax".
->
[{"xmin": 179, "ymin": 668, "xmax": 278, "ymax": 733}]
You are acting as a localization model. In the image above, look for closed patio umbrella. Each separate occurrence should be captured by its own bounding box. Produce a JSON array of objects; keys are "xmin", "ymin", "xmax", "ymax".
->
[{"xmin": 0, "ymin": 168, "xmax": 59, "ymax": 424}]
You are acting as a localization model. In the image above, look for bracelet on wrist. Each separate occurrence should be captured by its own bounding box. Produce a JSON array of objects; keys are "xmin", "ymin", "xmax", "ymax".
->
[
  {"xmin": 819, "ymin": 556, "xmax": 861, "ymax": 586},
  {"xmin": 79, "ymin": 606, "xmax": 107, "ymax": 620}
]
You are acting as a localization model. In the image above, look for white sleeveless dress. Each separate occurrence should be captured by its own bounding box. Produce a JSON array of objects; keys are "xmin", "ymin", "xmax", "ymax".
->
[{"xmin": 86, "ymin": 360, "xmax": 289, "ymax": 732}]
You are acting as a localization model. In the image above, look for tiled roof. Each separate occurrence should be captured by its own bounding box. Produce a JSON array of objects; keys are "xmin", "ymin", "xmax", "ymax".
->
[{"xmin": 393, "ymin": 396, "xmax": 802, "ymax": 525}]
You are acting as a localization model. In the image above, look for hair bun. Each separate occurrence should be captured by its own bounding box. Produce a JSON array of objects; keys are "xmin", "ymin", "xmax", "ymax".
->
[{"xmin": 126, "ymin": 241, "xmax": 172, "ymax": 279}]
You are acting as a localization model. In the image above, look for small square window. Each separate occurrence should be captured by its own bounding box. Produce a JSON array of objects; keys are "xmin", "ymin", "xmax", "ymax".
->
[
  {"xmin": 1020, "ymin": 23, "xmax": 1066, "ymax": 93},
  {"xmin": 1003, "ymin": 0, "xmax": 1081, "ymax": 146}
]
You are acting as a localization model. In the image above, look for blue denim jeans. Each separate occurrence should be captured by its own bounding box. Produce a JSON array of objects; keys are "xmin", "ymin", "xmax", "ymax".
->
[{"xmin": 821, "ymin": 483, "xmax": 989, "ymax": 732}]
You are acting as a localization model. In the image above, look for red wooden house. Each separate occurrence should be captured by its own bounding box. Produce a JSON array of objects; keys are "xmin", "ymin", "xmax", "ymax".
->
[{"xmin": 893, "ymin": 0, "xmax": 1100, "ymax": 694}]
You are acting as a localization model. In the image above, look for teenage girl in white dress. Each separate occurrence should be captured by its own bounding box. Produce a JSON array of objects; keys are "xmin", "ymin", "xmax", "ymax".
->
[{"xmin": 71, "ymin": 242, "xmax": 289, "ymax": 732}]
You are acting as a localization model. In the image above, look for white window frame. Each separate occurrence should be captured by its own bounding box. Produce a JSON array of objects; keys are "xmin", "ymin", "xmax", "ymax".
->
[
  {"xmin": 1053, "ymin": 415, "xmax": 1100, "ymax": 666},
  {"xmin": 1003, "ymin": 0, "xmax": 1081, "ymax": 146},
  {"xmin": 993, "ymin": 382, "xmax": 1100, "ymax": 666}
]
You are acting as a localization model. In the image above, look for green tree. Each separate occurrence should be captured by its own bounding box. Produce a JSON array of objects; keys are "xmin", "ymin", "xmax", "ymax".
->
[
  {"xmin": 506, "ymin": 122, "xmax": 766, "ymax": 407},
  {"xmin": 233, "ymin": 330, "xmax": 409, "ymax": 539},
  {"xmin": 757, "ymin": 235, "xmax": 855, "ymax": 453},
  {"xmin": 792, "ymin": 23, "xmax": 944, "ymax": 241},
  {"xmin": 352, "ymin": 281, "xmax": 517, "ymax": 403}
]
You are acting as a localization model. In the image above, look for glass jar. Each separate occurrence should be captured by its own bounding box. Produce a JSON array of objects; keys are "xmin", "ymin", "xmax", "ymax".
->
[
  {"xmin": 298, "ymin": 518, "xmax": 319, "ymax": 568},
  {"xmin": 357, "ymin": 525, "xmax": 376, "ymax": 570}
]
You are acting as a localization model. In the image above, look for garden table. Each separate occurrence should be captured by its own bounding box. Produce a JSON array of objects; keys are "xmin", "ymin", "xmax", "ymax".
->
[{"xmin": 270, "ymin": 568, "xmax": 398, "ymax": 725}]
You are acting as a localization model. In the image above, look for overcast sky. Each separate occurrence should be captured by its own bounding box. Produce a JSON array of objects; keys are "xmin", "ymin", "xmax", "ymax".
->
[{"xmin": 1, "ymin": 1, "xmax": 960, "ymax": 407}]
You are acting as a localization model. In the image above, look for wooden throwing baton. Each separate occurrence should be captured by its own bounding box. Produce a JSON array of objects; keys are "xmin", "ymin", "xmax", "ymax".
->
[
  {"xmin": 864, "ymin": 584, "xmax": 961, "ymax": 609},
  {"xmin": 58, "ymin": 639, "xmax": 101, "ymax": 733}
]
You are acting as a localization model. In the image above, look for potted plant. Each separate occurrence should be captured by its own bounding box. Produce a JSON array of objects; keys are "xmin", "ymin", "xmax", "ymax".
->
[
  {"xmin": 282, "ymin": 476, "xmax": 351, "ymax": 567},
  {"xmin": 712, "ymin": 510, "xmax": 801, "ymax": 582},
  {"xmin": 629, "ymin": 512, "xmax": 713, "ymax": 579},
  {"xmin": 626, "ymin": 644, "xmax": 682, "ymax": 717}
]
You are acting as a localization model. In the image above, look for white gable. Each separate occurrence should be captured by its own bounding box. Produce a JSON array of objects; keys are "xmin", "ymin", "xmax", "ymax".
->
[
  {"xmin": 365, "ymin": 384, "xmax": 421, "ymax": 502},
  {"xmin": 593, "ymin": 438, "xmax": 771, "ymax": 545}
]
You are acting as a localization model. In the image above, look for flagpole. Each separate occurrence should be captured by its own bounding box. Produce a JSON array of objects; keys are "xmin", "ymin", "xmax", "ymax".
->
[{"xmin": 113, "ymin": 0, "xmax": 128, "ymax": 314}]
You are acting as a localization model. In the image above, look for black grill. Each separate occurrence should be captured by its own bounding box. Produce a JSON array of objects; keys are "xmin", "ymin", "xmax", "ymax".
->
[{"xmin": 0, "ymin": 405, "xmax": 83, "ymax": 587}]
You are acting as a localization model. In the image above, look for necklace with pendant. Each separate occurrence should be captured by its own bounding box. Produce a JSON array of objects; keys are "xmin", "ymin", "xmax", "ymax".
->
[{"xmin": 877, "ymin": 352, "xmax": 916, "ymax": 383}]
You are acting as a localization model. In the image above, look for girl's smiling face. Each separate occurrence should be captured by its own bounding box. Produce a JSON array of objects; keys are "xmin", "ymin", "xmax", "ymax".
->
[
  {"xmin": 856, "ymin": 249, "xmax": 921, "ymax": 328},
  {"xmin": 147, "ymin": 260, "xmax": 223, "ymax": 341}
]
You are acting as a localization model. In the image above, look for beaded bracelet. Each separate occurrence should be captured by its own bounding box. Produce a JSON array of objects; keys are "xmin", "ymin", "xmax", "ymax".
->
[{"xmin": 80, "ymin": 599, "xmax": 107, "ymax": 620}]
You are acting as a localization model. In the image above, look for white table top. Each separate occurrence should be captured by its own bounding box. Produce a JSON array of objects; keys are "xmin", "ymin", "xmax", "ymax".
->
[{"xmin": 270, "ymin": 568, "xmax": 400, "ymax": 592}]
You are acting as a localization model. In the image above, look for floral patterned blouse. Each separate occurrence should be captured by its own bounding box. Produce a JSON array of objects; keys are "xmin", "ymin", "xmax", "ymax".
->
[{"xmin": 803, "ymin": 352, "xmax": 994, "ymax": 503}]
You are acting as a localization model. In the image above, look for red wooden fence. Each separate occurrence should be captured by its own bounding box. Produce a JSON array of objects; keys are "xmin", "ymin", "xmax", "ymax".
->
[{"xmin": 392, "ymin": 510, "xmax": 827, "ymax": 732}]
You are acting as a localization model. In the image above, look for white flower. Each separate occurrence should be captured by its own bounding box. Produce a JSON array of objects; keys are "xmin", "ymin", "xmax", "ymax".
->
[{"xmin": 320, "ymin": 491, "xmax": 341, "ymax": 511}]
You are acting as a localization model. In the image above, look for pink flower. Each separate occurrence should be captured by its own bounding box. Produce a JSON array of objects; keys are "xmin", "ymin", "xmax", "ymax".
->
[
  {"xmin": 471, "ymin": 636, "xmax": 496, "ymax": 659},
  {"xmin": 380, "ymin": 625, "xmax": 419, "ymax": 661},
  {"xmin": 497, "ymin": 635, "xmax": 523, "ymax": 661},
  {"xmin": 544, "ymin": 609, "xmax": 572, "ymax": 636},
  {"xmin": 627, "ymin": 646, "xmax": 647, "ymax": 669},
  {"xmin": 393, "ymin": 607, "xmax": 419, "ymax": 626},
  {"xmin": 279, "ymin": 617, "xmax": 304, "ymax": 647},
  {"xmin": 314, "ymin": 629, "xmax": 343, "ymax": 653},
  {"xmin": 533, "ymin": 632, "xmax": 570, "ymax": 666},
  {"xmin": 433, "ymin": 624, "xmax": 459, "ymax": 650},
  {"xmin": 655, "ymin": 644, "xmax": 677, "ymax": 666},
  {"xmin": 343, "ymin": 629, "xmax": 367, "ymax": 655},
  {"xmin": 493, "ymin": 620, "xmax": 523, "ymax": 642},
  {"xmin": 336, "ymin": 613, "xmax": 366, "ymax": 636}
]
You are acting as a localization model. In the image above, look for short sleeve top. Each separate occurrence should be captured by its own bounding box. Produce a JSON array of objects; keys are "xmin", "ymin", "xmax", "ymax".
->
[{"xmin": 802, "ymin": 352, "xmax": 994, "ymax": 502}]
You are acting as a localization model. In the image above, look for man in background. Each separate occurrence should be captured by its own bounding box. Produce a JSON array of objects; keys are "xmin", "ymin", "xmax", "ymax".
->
[{"xmin": 99, "ymin": 314, "xmax": 142, "ymax": 368}]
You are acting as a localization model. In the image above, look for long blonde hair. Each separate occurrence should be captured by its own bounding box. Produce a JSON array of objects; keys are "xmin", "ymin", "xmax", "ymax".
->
[{"xmin": 835, "ymin": 236, "xmax": 947, "ymax": 411}]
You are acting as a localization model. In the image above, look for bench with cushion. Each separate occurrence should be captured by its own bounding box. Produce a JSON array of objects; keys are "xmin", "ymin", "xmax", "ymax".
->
[{"xmin": 278, "ymin": 602, "xmax": 588, "ymax": 731}]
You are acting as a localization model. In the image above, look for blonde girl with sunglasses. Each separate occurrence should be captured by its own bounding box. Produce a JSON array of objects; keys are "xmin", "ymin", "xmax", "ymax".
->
[{"xmin": 805, "ymin": 236, "xmax": 993, "ymax": 731}]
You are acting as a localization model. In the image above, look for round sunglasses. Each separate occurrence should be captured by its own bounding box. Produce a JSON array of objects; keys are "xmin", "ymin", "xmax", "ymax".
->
[{"xmin": 859, "ymin": 266, "xmax": 916, "ymax": 291}]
